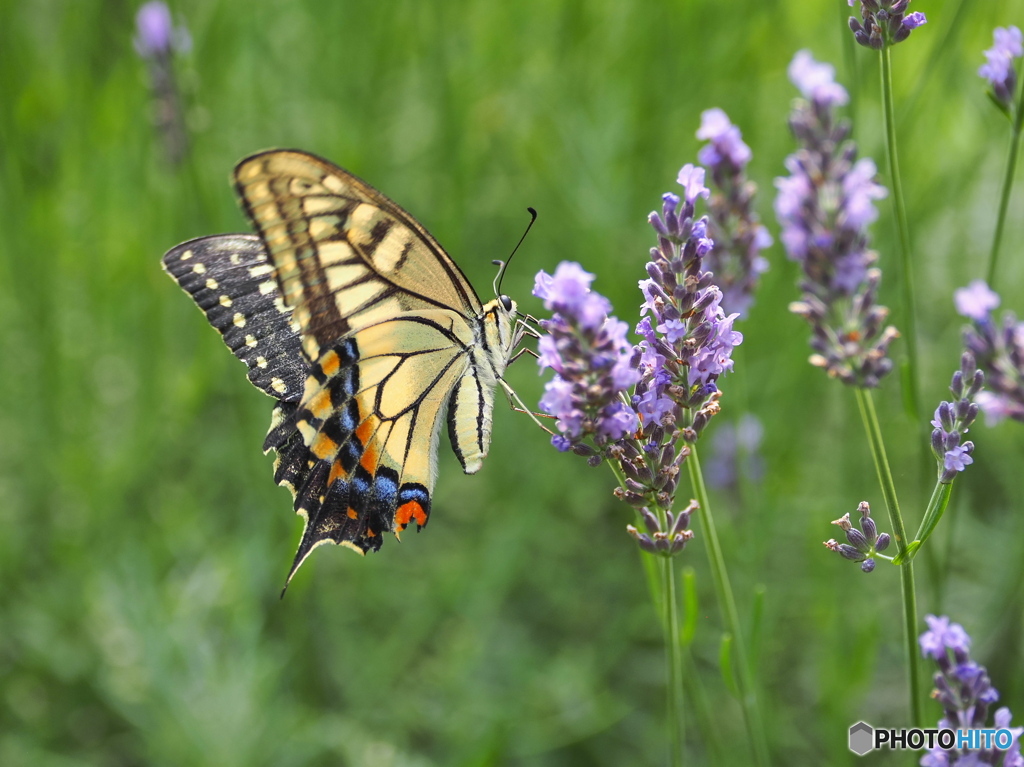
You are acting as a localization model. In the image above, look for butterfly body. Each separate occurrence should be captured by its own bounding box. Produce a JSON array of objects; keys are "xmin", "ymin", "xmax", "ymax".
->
[{"xmin": 163, "ymin": 150, "xmax": 519, "ymax": 582}]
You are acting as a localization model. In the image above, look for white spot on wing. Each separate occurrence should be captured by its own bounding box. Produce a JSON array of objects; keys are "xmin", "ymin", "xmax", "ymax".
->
[
  {"xmin": 257, "ymin": 356, "xmax": 268, "ymax": 368},
  {"xmin": 233, "ymin": 313, "xmax": 247, "ymax": 328},
  {"xmin": 192, "ymin": 262, "xmax": 207, "ymax": 274},
  {"xmin": 271, "ymin": 377, "xmax": 288, "ymax": 394},
  {"xmin": 206, "ymin": 277, "xmax": 219, "ymax": 290},
  {"xmin": 180, "ymin": 249, "xmax": 193, "ymax": 260},
  {"xmin": 245, "ymin": 335, "xmax": 258, "ymax": 347},
  {"xmin": 219, "ymin": 295, "xmax": 233, "ymax": 307}
]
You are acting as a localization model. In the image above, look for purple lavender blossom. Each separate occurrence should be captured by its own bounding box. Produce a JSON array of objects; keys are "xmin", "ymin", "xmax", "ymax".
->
[
  {"xmin": 535, "ymin": 164, "xmax": 743, "ymax": 556},
  {"xmin": 776, "ymin": 51, "xmax": 899, "ymax": 388},
  {"xmin": 134, "ymin": 2, "xmax": 190, "ymax": 59},
  {"xmin": 980, "ymin": 26, "xmax": 1023, "ymax": 110},
  {"xmin": 134, "ymin": 2, "xmax": 190, "ymax": 165},
  {"xmin": 930, "ymin": 353, "xmax": 983, "ymax": 483},
  {"xmin": 638, "ymin": 168, "xmax": 743, "ymax": 443},
  {"xmin": 920, "ymin": 617, "xmax": 1024, "ymax": 767},
  {"xmin": 848, "ymin": 0, "xmax": 927, "ymax": 50},
  {"xmin": 958, "ymin": 284, "xmax": 1024, "ymax": 426},
  {"xmin": 626, "ymin": 501, "xmax": 696, "ymax": 556},
  {"xmin": 955, "ymin": 280, "xmax": 1001, "ymax": 322},
  {"xmin": 534, "ymin": 262, "xmax": 639, "ymax": 454},
  {"xmin": 696, "ymin": 109, "xmax": 772, "ymax": 317},
  {"xmin": 787, "ymin": 51, "xmax": 850, "ymax": 107},
  {"xmin": 824, "ymin": 501, "xmax": 890, "ymax": 573}
]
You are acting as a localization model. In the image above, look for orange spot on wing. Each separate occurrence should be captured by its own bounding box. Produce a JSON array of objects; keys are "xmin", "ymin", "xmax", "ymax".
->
[
  {"xmin": 354, "ymin": 416, "xmax": 376, "ymax": 444},
  {"xmin": 307, "ymin": 388, "xmax": 333, "ymax": 420},
  {"xmin": 329, "ymin": 460, "xmax": 347, "ymax": 485},
  {"xmin": 360, "ymin": 440, "xmax": 379, "ymax": 472},
  {"xmin": 347, "ymin": 507, "xmax": 359, "ymax": 519},
  {"xmin": 395, "ymin": 501, "xmax": 427, "ymax": 529},
  {"xmin": 311, "ymin": 432, "xmax": 339, "ymax": 460},
  {"xmin": 320, "ymin": 349, "xmax": 341, "ymax": 377}
]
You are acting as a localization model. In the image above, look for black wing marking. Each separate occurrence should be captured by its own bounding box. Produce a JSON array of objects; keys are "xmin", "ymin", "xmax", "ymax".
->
[{"xmin": 162, "ymin": 234, "xmax": 308, "ymax": 401}]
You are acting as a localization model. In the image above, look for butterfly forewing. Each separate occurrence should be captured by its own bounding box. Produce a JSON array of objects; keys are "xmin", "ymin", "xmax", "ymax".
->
[
  {"xmin": 161, "ymin": 234, "xmax": 307, "ymax": 400},
  {"xmin": 233, "ymin": 150, "xmax": 482, "ymax": 362}
]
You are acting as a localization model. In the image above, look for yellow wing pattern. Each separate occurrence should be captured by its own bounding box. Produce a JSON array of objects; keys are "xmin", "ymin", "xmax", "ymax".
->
[{"xmin": 219, "ymin": 150, "xmax": 519, "ymax": 583}]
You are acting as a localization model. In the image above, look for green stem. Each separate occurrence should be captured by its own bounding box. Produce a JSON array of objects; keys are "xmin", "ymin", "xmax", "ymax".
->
[
  {"xmin": 879, "ymin": 45, "xmax": 921, "ymax": 421},
  {"xmin": 609, "ymin": 461, "xmax": 685, "ymax": 765},
  {"xmin": 687, "ymin": 447, "xmax": 770, "ymax": 767},
  {"xmin": 839, "ymin": 0, "xmax": 858, "ymax": 130},
  {"xmin": 853, "ymin": 388, "xmax": 923, "ymax": 726},
  {"xmin": 894, "ymin": 481, "xmax": 953, "ymax": 565},
  {"xmin": 663, "ymin": 555, "xmax": 685, "ymax": 767},
  {"xmin": 987, "ymin": 83, "xmax": 1024, "ymax": 288}
]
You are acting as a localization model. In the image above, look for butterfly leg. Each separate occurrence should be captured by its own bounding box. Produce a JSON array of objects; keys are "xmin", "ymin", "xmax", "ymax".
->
[{"xmin": 498, "ymin": 379, "xmax": 555, "ymax": 434}]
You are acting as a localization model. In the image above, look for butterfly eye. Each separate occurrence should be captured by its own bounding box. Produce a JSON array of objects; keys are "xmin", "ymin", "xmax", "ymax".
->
[{"xmin": 499, "ymin": 295, "xmax": 514, "ymax": 313}]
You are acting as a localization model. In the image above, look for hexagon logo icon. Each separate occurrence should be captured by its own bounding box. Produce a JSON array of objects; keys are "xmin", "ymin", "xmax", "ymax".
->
[{"xmin": 849, "ymin": 721, "xmax": 874, "ymax": 756}]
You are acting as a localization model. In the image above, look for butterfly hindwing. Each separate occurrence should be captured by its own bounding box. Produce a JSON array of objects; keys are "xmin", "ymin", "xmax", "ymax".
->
[
  {"xmin": 264, "ymin": 309, "xmax": 481, "ymax": 581},
  {"xmin": 162, "ymin": 234, "xmax": 307, "ymax": 401}
]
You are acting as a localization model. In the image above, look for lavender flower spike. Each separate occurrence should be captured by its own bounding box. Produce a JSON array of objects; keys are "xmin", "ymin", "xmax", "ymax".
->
[
  {"xmin": 980, "ymin": 26, "xmax": 1024, "ymax": 111},
  {"xmin": 696, "ymin": 109, "xmax": 772, "ymax": 318},
  {"xmin": 134, "ymin": 2, "xmax": 191, "ymax": 166},
  {"xmin": 776, "ymin": 51, "xmax": 899, "ymax": 388},
  {"xmin": 637, "ymin": 166, "xmax": 743, "ymax": 444},
  {"xmin": 848, "ymin": 0, "xmax": 927, "ymax": 50},
  {"xmin": 958, "ymin": 283, "xmax": 1024, "ymax": 426},
  {"xmin": 824, "ymin": 501, "xmax": 890, "ymax": 573},
  {"xmin": 534, "ymin": 262, "xmax": 639, "ymax": 459},
  {"xmin": 919, "ymin": 616, "xmax": 1024, "ymax": 767},
  {"xmin": 930, "ymin": 353, "xmax": 983, "ymax": 483}
]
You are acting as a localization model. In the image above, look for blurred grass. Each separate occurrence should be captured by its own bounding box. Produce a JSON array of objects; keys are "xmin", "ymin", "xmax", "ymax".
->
[{"xmin": 1, "ymin": 0, "xmax": 1024, "ymax": 765}]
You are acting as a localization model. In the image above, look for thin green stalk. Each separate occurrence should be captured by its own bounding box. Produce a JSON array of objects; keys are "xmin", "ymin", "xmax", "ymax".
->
[
  {"xmin": 839, "ymin": 0, "xmax": 858, "ymax": 130},
  {"xmin": 879, "ymin": 46, "xmax": 921, "ymax": 421},
  {"xmin": 663, "ymin": 555, "xmax": 685, "ymax": 767},
  {"xmin": 894, "ymin": 481, "xmax": 954, "ymax": 565},
  {"xmin": 986, "ymin": 77, "xmax": 1024, "ymax": 287},
  {"xmin": 609, "ymin": 461, "xmax": 685, "ymax": 765},
  {"xmin": 853, "ymin": 388, "xmax": 923, "ymax": 726},
  {"xmin": 687, "ymin": 447, "xmax": 770, "ymax": 767}
]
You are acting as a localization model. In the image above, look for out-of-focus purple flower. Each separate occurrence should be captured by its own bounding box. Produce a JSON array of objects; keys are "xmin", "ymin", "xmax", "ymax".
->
[
  {"xmin": 134, "ymin": 2, "xmax": 190, "ymax": 59},
  {"xmin": 848, "ymin": 0, "xmax": 927, "ymax": 49},
  {"xmin": 134, "ymin": 2, "xmax": 190, "ymax": 165},
  {"xmin": 705, "ymin": 413, "xmax": 765, "ymax": 489},
  {"xmin": 919, "ymin": 614, "xmax": 971, "ymax": 660},
  {"xmin": 776, "ymin": 51, "xmax": 899, "ymax": 389},
  {"xmin": 930, "ymin": 353, "xmax": 983, "ymax": 483},
  {"xmin": 535, "ymin": 263, "xmax": 639, "ymax": 450},
  {"xmin": 960, "ymin": 286, "xmax": 1024, "ymax": 426},
  {"xmin": 920, "ymin": 617, "xmax": 1024, "ymax": 767},
  {"xmin": 980, "ymin": 26, "xmax": 1023, "ymax": 110},
  {"xmin": 824, "ymin": 501, "xmax": 890, "ymax": 573},
  {"xmin": 787, "ymin": 50, "xmax": 849, "ymax": 107},
  {"xmin": 955, "ymin": 280, "xmax": 1001, "ymax": 321},
  {"xmin": 696, "ymin": 109, "xmax": 772, "ymax": 317}
]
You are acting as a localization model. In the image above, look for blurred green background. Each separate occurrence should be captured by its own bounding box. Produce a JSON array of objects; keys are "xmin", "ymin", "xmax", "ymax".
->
[{"xmin": 2, "ymin": 0, "xmax": 1024, "ymax": 764}]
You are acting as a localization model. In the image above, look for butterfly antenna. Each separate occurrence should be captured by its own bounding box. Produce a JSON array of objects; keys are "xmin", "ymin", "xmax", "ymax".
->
[{"xmin": 492, "ymin": 207, "xmax": 537, "ymax": 296}]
